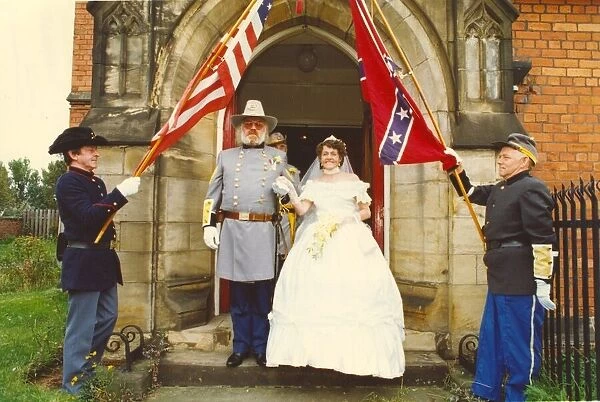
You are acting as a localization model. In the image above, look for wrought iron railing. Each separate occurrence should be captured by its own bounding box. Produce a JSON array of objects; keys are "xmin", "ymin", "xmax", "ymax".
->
[
  {"xmin": 105, "ymin": 325, "xmax": 145, "ymax": 371},
  {"xmin": 546, "ymin": 177, "xmax": 599, "ymax": 401}
]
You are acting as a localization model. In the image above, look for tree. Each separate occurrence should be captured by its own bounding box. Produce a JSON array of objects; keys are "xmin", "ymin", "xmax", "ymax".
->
[
  {"xmin": 39, "ymin": 160, "xmax": 66, "ymax": 209},
  {"xmin": 0, "ymin": 162, "xmax": 16, "ymax": 215},
  {"xmin": 8, "ymin": 158, "xmax": 36, "ymax": 209},
  {"xmin": 1, "ymin": 158, "xmax": 65, "ymax": 212},
  {"xmin": 26, "ymin": 170, "xmax": 45, "ymax": 209}
]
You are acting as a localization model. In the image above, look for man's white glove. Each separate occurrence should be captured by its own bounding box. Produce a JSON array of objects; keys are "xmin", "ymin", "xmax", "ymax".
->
[
  {"xmin": 116, "ymin": 177, "xmax": 141, "ymax": 197},
  {"xmin": 272, "ymin": 176, "xmax": 298, "ymax": 200},
  {"xmin": 203, "ymin": 226, "xmax": 219, "ymax": 250},
  {"xmin": 443, "ymin": 147, "xmax": 463, "ymax": 171},
  {"xmin": 535, "ymin": 279, "xmax": 556, "ymax": 311}
]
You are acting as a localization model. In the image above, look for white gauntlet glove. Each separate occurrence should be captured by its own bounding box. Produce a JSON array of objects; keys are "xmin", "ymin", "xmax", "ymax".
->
[
  {"xmin": 443, "ymin": 147, "xmax": 463, "ymax": 172},
  {"xmin": 272, "ymin": 176, "xmax": 298, "ymax": 201},
  {"xmin": 535, "ymin": 279, "xmax": 556, "ymax": 311},
  {"xmin": 116, "ymin": 177, "xmax": 141, "ymax": 197},
  {"xmin": 203, "ymin": 226, "xmax": 220, "ymax": 250}
]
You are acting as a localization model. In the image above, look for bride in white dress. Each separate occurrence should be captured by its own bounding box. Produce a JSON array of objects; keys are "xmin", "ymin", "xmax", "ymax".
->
[{"xmin": 266, "ymin": 136, "xmax": 405, "ymax": 379}]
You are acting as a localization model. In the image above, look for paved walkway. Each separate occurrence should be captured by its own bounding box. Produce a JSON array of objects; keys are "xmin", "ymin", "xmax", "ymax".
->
[{"xmin": 144, "ymin": 384, "xmax": 456, "ymax": 401}]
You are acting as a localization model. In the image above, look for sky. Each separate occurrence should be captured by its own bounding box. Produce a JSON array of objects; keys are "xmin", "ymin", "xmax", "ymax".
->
[{"xmin": 0, "ymin": 0, "xmax": 76, "ymax": 171}]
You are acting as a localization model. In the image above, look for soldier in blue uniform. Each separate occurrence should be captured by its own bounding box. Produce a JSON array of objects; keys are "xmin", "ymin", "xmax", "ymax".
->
[
  {"xmin": 49, "ymin": 126, "xmax": 140, "ymax": 394},
  {"xmin": 445, "ymin": 133, "xmax": 556, "ymax": 402},
  {"xmin": 203, "ymin": 100, "xmax": 286, "ymax": 367}
]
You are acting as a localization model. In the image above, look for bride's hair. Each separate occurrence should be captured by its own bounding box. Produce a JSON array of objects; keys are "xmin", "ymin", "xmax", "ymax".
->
[{"xmin": 316, "ymin": 136, "xmax": 347, "ymax": 163}]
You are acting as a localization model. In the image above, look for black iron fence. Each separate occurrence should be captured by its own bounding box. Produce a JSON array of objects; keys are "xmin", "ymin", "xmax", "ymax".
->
[{"xmin": 545, "ymin": 177, "xmax": 599, "ymax": 401}]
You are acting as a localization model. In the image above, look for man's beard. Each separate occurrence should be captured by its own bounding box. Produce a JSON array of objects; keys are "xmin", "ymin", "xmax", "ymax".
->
[{"xmin": 241, "ymin": 129, "xmax": 266, "ymax": 146}]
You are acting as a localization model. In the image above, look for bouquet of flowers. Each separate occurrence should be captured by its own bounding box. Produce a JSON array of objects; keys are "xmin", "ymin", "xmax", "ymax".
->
[{"xmin": 307, "ymin": 214, "xmax": 339, "ymax": 258}]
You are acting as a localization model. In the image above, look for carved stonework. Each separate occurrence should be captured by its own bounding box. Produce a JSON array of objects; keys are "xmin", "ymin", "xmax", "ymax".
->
[
  {"xmin": 99, "ymin": 2, "xmax": 148, "ymax": 98},
  {"xmin": 464, "ymin": 2, "xmax": 504, "ymax": 101},
  {"xmin": 455, "ymin": 0, "xmax": 523, "ymax": 146}
]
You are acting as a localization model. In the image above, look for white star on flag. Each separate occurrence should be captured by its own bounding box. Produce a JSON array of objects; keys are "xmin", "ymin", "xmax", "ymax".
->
[
  {"xmin": 396, "ymin": 107, "xmax": 409, "ymax": 120},
  {"xmin": 389, "ymin": 132, "xmax": 402, "ymax": 144}
]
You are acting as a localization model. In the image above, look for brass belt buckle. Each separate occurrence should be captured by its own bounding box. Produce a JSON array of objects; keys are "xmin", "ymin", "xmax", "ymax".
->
[{"xmin": 238, "ymin": 212, "xmax": 250, "ymax": 221}]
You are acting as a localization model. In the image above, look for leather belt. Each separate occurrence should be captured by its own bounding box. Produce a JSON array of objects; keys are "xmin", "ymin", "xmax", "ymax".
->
[
  {"xmin": 67, "ymin": 240, "xmax": 116, "ymax": 250},
  {"xmin": 217, "ymin": 210, "xmax": 278, "ymax": 223},
  {"xmin": 486, "ymin": 240, "xmax": 526, "ymax": 250}
]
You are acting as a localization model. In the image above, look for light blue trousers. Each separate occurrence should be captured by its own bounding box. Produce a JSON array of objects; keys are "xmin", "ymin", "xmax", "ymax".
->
[{"xmin": 62, "ymin": 286, "xmax": 118, "ymax": 394}]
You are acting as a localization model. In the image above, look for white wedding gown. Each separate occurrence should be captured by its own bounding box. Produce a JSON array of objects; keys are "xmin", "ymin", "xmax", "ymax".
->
[{"xmin": 266, "ymin": 179, "xmax": 405, "ymax": 379}]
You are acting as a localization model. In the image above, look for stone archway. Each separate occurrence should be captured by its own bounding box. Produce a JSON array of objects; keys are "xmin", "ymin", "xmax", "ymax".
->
[{"xmin": 151, "ymin": 0, "xmax": 456, "ymax": 349}]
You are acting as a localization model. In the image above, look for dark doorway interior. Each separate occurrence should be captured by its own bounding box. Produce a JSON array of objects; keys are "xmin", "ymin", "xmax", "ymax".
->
[{"xmin": 276, "ymin": 126, "xmax": 364, "ymax": 180}]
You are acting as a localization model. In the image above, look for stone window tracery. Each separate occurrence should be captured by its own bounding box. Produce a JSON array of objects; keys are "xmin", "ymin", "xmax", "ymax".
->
[
  {"xmin": 465, "ymin": 4, "xmax": 503, "ymax": 101},
  {"xmin": 101, "ymin": 3, "xmax": 145, "ymax": 97}
]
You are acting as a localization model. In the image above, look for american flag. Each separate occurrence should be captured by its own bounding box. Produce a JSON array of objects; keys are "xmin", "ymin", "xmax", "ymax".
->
[
  {"xmin": 139, "ymin": 0, "xmax": 273, "ymax": 173},
  {"xmin": 349, "ymin": 0, "xmax": 453, "ymax": 166}
]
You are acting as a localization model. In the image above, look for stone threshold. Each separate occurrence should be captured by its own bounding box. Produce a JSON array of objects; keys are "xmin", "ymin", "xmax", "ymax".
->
[
  {"xmin": 167, "ymin": 314, "xmax": 439, "ymax": 353},
  {"xmin": 158, "ymin": 349, "xmax": 448, "ymax": 387}
]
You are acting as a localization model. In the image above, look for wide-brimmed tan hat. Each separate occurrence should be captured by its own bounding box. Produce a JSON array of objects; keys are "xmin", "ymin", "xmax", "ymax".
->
[
  {"xmin": 492, "ymin": 133, "xmax": 538, "ymax": 165},
  {"xmin": 231, "ymin": 100, "xmax": 277, "ymax": 132}
]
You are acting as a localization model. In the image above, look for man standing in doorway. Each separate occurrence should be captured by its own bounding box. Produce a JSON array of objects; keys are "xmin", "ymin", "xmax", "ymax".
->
[
  {"xmin": 266, "ymin": 132, "xmax": 301, "ymax": 267},
  {"xmin": 203, "ymin": 100, "xmax": 286, "ymax": 367},
  {"xmin": 445, "ymin": 133, "xmax": 556, "ymax": 402},
  {"xmin": 49, "ymin": 126, "xmax": 140, "ymax": 394}
]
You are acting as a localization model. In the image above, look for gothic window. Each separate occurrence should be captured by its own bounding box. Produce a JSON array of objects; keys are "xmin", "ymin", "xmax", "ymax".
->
[
  {"xmin": 101, "ymin": 4, "xmax": 145, "ymax": 97},
  {"xmin": 465, "ymin": 6, "xmax": 503, "ymax": 101}
]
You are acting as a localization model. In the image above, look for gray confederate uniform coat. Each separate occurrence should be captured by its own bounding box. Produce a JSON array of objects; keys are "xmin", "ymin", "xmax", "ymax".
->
[{"xmin": 204, "ymin": 145, "xmax": 287, "ymax": 281}]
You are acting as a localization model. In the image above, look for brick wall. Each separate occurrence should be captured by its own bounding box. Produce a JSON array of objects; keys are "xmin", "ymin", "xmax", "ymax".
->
[
  {"xmin": 512, "ymin": 0, "xmax": 600, "ymax": 189},
  {"xmin": 0, "ymin": 218, "xmax": 22, "ymax": 240},
  {"xmin": 70, "ymin": 1, "xmax": 93, "ymax": 127}
]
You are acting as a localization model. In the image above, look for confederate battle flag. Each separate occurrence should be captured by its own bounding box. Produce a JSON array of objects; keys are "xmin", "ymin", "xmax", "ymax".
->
[{"xmin": 349, "ymin": 0, "xmax": 454, "ymax": 167}]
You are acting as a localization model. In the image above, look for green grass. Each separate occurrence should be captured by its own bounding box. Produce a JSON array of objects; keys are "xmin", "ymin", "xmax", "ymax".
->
[
  {"xmin": 0, "ymin": 236, "xmax": 60, "ymax": 293},
  {"xmin": 526, "ymin": 352, "xmax": 598, "ymax": 401},
  {"xmin": 0, "ymin": 288, "xmax": 74, "ymax": 401},
  {"xmin": 0, "ymin": 236, "xmax": 15, "ymax": 253},
  {"xmin": 0, "ymin": 237, "xmax": 137, "ymax": 401}
]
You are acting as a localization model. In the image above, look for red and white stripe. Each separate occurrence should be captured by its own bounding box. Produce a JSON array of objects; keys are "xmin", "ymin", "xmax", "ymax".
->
[{"xmin": 146, "ymin": 0, "xmax": 270, "ymax": 165}]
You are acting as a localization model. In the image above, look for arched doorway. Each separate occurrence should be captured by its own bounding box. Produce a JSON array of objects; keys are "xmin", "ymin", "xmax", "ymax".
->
[{"xmin": 236, "ymin": 26, "xmax": 365, "ymax": 179}]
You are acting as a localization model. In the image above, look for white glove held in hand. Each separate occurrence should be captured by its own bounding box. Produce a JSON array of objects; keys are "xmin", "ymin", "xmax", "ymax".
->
[
  {"xmin": 444, "ymin": 148, "xmax": 463, "ymax": 165},
  {"xmin": 272, "ymin": 176, "xmax": 298, "ymax": 200},
  {"xmin": 116, "ymin": 177, "xmax": 141, "ymax": 197},
  {"xmin": 535, "ymin": 279, "xmax": 556, "ymax": 311},
  {"xmin": 203, "ymin": 226, "xmax": 219, "ymax": 250}
]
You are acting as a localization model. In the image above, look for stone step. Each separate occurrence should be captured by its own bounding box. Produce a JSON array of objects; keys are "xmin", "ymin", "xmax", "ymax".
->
[
  {"xmin": 158, "ymin": 349, "xmax": 448, "ymax": 387},
  {"xmin": 167, "ymin": 314, "xmax": 439, "ymax": 353}
]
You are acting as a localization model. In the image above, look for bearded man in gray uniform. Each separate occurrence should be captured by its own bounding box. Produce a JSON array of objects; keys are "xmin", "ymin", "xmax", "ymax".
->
[{"xmin": 203, "ymin": 100, "xmax": 286, "ymax": 368}]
